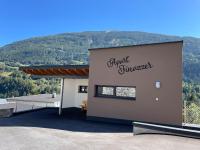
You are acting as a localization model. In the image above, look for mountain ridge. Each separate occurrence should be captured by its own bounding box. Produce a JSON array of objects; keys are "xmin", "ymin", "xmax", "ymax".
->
[{"xmin": 0, "ymin": 31, "xmax": 200, "ymax": 82}]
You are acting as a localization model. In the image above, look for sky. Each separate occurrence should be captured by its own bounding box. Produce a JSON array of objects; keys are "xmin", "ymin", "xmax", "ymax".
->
[{"xmin": 0, "ymin": 0, "xmax": 200, "ymax": 46}]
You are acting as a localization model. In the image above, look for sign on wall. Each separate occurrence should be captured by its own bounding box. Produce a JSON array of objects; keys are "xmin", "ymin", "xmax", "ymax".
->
[{"xmin": 107, "ymin": 56, "xmax": 153, "ymax": 75}]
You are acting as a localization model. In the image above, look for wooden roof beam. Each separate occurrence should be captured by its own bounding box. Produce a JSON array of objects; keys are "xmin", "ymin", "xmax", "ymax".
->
[
  {"xmin": 81, "ymin": 69, "xmax": 89, "ymax": 75},
  {"xmin": 76, "ymin": 69, "xmax": 85, "ymax": 76},
  {"xmin": 34, "ymin": 69, "xmax": 44, "ymax": 75},
  {"xmin": 36, "ymin": 69, "xmax": 45, "ymax": 75},
  {"xmin": 41, "ymin": 69, "xmax": 50, "ymax": 75},
  {"xmin": 56, "ymin": 68, "xmax": 66, "ymax": 75},
  {"xmin": 47, "ymin": 69, "xmax": 57, "ymax": 75},
  {"xmin": 62, "ymin": 69, "xmax": 74, "ymax": 75},
  {"xmin": 28, "ymin": 69, "xmax": 36, "ymax": 75},
  {"xmin": 69, "ymin": 69, "xmax": 79, "ymax": 76}
]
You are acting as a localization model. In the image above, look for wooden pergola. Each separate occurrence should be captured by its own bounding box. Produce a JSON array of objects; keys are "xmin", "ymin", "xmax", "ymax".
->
[
  {"xmin": 19, "ymin": 65, "xmax": 89, "ymax": 115},
  {"xmin": 19, "ymin": 65, "xmax": 89, "ymax": 78}
]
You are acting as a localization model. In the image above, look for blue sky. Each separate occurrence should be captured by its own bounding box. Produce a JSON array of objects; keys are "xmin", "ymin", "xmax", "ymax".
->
[{"xmin": 0, "ymin": 0, "xmax": 200, "ymax": 46}]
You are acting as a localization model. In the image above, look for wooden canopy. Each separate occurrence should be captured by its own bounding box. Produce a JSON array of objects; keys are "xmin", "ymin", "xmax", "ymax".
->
[{"xmin": 20, "ymin": 65, "xmax": 89, "ymax": 78}]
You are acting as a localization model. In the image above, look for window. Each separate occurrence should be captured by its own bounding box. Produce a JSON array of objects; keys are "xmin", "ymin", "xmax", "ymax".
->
[
  {"xmin": 102, "ymin": 87, "xmax": 114, "ymax": 95},
  {"xmin": 78, "ymin": 86, "xmax": 88, "ymax": 93},
  {"xmin": 95, "ymin": 85, "xmax": 136, "ymax": 100},
  {"xmin": 96, "ymin": 86, "xmax": 114, "ymax": 97},
  {"xmin": 116, "ymin": 87, "xmax": 135, "ymax": 98}
]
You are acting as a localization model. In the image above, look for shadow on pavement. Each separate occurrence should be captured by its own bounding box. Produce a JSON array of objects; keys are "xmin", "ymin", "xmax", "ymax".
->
[{"xmin": 0, "ymin": 108, "xmax": 132, "ymax": 133}]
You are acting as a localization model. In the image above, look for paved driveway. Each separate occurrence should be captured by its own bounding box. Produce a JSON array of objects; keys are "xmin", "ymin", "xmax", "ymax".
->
[{"xmin": 0, "ymin": 108, "xmax": 199, "ymax": 150}]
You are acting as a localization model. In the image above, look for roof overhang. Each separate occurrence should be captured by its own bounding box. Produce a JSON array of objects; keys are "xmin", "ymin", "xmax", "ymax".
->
[{"xmin": 19, "ymin": 65, "xmax": 89, "ymax": 78}]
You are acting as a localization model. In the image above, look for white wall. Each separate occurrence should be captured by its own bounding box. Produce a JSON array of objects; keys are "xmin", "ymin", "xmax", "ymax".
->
[{"xmin": 62, "ymin": 78, "xmax": 88, "ymax": 108}]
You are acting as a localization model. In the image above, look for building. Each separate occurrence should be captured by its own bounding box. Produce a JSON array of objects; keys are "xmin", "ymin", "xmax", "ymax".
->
[{"xmin": 20, "ymin": 41, "xmax": 183, "ymax": 126}]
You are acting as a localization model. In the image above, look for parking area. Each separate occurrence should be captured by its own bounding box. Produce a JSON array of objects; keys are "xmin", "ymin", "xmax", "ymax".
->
[
  {"xmin": 0, "ymin": 108, "xmax": 200, "ymax": 150},
  {"xmin": 7, "ymin": 94, "xmax": 60, "ymax": 113}
]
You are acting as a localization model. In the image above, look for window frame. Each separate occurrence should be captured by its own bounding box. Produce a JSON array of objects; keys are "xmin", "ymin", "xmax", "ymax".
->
[
  {"xmin": 95, "ymin": 85, "xmax": 136, "ymax": 100},
  {"xmin": 78, "ymin": 85, "xmax": 88, "ymax": 93}
]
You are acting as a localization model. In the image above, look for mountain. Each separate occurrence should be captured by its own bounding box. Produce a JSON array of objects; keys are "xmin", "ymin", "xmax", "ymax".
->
[{"xmin": 0, "ymin": 31, "xmax": 200, "ymax": 82}]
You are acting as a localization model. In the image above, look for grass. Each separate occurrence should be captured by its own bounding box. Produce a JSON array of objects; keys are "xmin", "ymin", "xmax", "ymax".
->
[{"xmin": 0, "ymin": 72, "xmax": 12, "ymax": 77}]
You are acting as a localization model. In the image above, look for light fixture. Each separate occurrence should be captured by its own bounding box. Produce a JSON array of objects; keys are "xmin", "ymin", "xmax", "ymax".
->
[{"xmin": 155, "ymin": 81, "xmax": 161, "ymax": 89}]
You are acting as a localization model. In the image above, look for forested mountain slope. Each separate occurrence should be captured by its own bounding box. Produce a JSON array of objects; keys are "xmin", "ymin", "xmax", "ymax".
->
[{"xmin": 0, "ymin": 31, "xmax": 200, "ymax": 82}]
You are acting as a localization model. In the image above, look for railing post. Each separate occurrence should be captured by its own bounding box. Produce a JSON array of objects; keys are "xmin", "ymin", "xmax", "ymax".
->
[{"xmin": 184, "ymin": 100, "xmax": 187, "ymax": 123}]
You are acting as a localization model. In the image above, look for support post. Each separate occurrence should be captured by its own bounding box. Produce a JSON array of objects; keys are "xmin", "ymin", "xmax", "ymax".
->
[{"xmin": 59, "ymin": 78, "xmax": 65, "ymax": 115}]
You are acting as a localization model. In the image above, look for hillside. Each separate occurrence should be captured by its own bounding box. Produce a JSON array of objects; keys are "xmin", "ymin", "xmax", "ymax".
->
[{"xmin": 0, "ymin": 31, "xmax": 200, "ymax": 82}]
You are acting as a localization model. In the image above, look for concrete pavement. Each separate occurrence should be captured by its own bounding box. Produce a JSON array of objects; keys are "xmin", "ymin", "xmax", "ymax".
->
[{"xmin": 0, "ymin": 108, "xmax": 199, "ymax": 150}]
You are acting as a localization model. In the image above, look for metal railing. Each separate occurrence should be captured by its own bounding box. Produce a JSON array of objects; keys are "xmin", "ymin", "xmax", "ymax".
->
[{"xmin": 183, "ymin": 101, "xmax": 200, "ymax": 125}]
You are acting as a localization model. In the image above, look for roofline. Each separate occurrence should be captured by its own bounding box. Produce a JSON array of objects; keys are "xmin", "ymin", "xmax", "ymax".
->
[
  {"xmin": 88, "ymin": 40, "xmax": 183, "ymax": 51},
  {"xmin": 29, "ymin": 75, "xmax": 89, "ymax": 79},
  {"xmin": 19, "ymin": 64, "xmax": 89, "ymax": 70}
]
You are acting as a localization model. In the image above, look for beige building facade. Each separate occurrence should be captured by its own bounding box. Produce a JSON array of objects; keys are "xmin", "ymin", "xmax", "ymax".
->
[
  {"xmin": 19, "ymin": 41, "xmax": 183, "ymax": 126},
  {"xmin": 87, "ymin": 41, "xmax": 183, "ymax": 126}
]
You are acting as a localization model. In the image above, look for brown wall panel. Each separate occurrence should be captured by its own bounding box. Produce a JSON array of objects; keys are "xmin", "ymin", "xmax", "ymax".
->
[{"xmin": 87, "ymin": 42, "xmax": 183, "ymax": 126}]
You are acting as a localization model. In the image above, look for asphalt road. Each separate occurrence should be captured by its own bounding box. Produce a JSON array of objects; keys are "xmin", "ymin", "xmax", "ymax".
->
[{"xmin": 0, "ymin": 108, "xmax": 199, "ymax": 150}]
